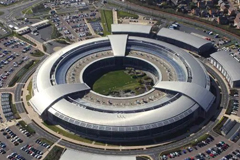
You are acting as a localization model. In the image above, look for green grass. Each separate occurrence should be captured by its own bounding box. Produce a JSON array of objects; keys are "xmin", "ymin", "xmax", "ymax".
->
[
  {"xmin": 26, "ymin": 80, "xmax": 32, "ymax": 101},
  {"xmin": 190, "ymin": 134, "xmax": 210, "ymax": 146},
  {"xmin": 86, "ymin": 18, "xmax": 101, "ymax": 23},
  {"xmin": 31, "ymin": 50, "xmax": 45, "ymax": 57},
  {"xmin": 42, "ymin": 121, "xmax": 93, "ymax": 144},
  {"xmin": 31, "ymin": 3, "xmax": 50, "ymax": 14},
  {"xmin": 19, "ymin": 120, "xmax": 36, "ymax": 134},
  {"xmin": 22, "ymin": 7, "xmax": 33, "ymax": 15},
  {"xmin": 100, "ymin": 10, "xmax": 113, "ymax": 35},
  {"xmin": 51, "ymin": 25, "xmax": 62, "ymax": 39},
  {"xmin": 42, "ymin": 121, "xmax": 110, "ymax": 146},
  {"xmin": 93, "ymin": 70, "xmax": 140, "ymax": 95},
  {"xmin": 117, "ymin": 11, "xmax": 139, "ymax": 19},
  {"xmin": 55, "ymin": 39, "xmax": 70, "ymax": 44},
  {"xmin": 44, "ymin": 146, "xmax": 64, "ymax": 160},
  {"xmin": 38, "ymin": 138, "xmax": 54, "ymax": 146},
  {"xmin": 213, "ymin": 116, "xmax": 228, "ymax": 135}
]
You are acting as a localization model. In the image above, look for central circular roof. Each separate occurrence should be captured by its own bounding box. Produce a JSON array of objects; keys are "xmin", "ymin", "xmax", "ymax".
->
[{"xmin": 30, "ymin": 35, "xmax": 215, "ymax": 132}]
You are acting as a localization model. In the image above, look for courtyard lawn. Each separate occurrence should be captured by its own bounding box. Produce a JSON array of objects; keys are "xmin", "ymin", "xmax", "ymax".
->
[{"xmin": 93, "ymin": 70, "xmax": 140, "ymax": 95}]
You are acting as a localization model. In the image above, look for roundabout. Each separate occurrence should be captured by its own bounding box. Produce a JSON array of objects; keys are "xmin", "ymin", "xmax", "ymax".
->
[{"xmin": 29, "ymin": 34, "xmax": 216, "ymax": 144}]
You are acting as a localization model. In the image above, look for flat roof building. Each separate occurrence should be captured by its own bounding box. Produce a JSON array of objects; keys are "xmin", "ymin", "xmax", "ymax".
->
[
  {"xmin": 157, "ymin": 28, "xmax": 213, "ymax": 54},
  {"xmin": 60, "ymin": 149, "xmax": 136, "ymax": 160},
  {"xmin": 31, "ymin": 20, "xmax": 50, "ymax": 29},
  {"xmin": 210, "ymin": 51, "xmax": 240, "ymax": 88},
  {"xmin": 15, "ymin": 26, "xmax": 31, "ymax": 35},
  {"xmin": 111, "ymin": 24, "xmax": 152, "ymax": 37}
]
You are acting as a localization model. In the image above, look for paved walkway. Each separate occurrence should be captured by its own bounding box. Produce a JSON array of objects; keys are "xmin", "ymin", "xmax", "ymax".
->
[
  {"xmin": 20, "ymin": 35, "xmax": 48, "ymax": 55},
  {"xmin": 84, "ymin": 18, "xmax": 97, "ymax": 36},
  {"xmin": 41, "ymin": 138, "xmax": 63, "ymax": 159},
  {"xmin": 112, "ymin": 9, "xmax": 118, "ymax": 24}
]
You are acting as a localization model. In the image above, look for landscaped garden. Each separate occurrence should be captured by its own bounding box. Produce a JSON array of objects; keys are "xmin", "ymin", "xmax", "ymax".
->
[{"xmin": 93, "ymin": 68, "xmax": 154, "ymax": 97}]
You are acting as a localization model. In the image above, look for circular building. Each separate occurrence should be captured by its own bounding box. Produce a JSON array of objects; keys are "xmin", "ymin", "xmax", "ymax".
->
[{"xmin": 30, "ymin": 34, "xmax": 215, "ymax": 143}]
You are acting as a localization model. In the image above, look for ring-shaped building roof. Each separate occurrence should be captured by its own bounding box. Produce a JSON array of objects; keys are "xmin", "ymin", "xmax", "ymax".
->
[{"xmin": 30, "ymin": 34, "xmax": 215, "ymax": 132}]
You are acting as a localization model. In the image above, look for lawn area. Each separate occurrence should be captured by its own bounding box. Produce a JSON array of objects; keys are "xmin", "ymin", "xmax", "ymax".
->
[
  {"xmin": 100, "ymin": 10, "xmax": 113, "ymax": 35},
  {"xmin": 51, "ymin": 25, "xmax": 62, "ymax": 39},
  {"xmin": 26, "ymin": 80, "xmax": 32, "ymax": 101},
  {"xmin": 19, "ymin": 120, "xmax": 36, "ymax": 134},
  {"xmin": 213, "ymin": 116, "xmax": 228, "ymax": 135},
  {"xmin": 44, "ymin": 146, "xmax": 64, "ymax": 160},
  {"xmin": 38, "ymin": 138, "xmax": 54, "ymax": 146},
  {"xmin": 22, "ymin": 7, "xmax": 33, "ymax": 15},
  {"xmin": 117, "ymin": 11, "xmax": 139, "ymax": 19},
  {"xmin": 93, "ymin": 70, "xmax": 140, "ymax": 95},
  {"xmin": 30, "ymin": 50, "xmax": 45, "ymax": 57}
]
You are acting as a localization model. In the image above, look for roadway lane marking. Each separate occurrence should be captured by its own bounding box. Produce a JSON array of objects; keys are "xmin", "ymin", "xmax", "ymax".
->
[{"xmin": 14, "ymin": 101, "xmax": 23, "ymax": 104}]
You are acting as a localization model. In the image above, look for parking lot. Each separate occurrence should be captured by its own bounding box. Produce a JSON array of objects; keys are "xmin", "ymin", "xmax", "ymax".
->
[
  {"xmin": 0, "ymin": 37, "xmax": 40, "ymax": 88},
  {"xmin": 0, "ymin": 0, "xmax": 21, "ymax": 6},
  {"xmin": 160, "ymin": 134, "xmax": 240, "ymax": 160},
  {"xmin": 50, "ymin": 10, "xmax": 100, "ymax": 41},
  {"xmin": 0, "ymin": 26, "xmax": 9, "ymax": 37},
  {"xmin": 0, "ymin": 124, "xmax": 52, "ymax": 160},
  {"xmin": 0, "ymin": 93, "xmax": 14, "ymax": 122}
]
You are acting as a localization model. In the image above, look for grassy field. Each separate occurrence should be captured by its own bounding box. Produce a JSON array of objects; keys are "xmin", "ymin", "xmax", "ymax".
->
[
  {"xmin": 31, "ymin": 50, "xmax": 45, "ymax": 57},
  {"xmin": 117, "ymin": 11, "xmax": 139, "ymax": 19},
  {"xmin": 44, "ymin": 146, "xmax": 64, "ymax": 160},
  {"xmin": 100, "ymin": 10, "xmax": 113, "ymax": 35},
  {"xmin": 19, "ymin": 120, "xmax": 35, "ymax": 134},
  {"xmin": 51, "ymin": 25, "xmax": 62, "ymax": 39},
  {"xmin": 213, "ymin": 116, "xmax": 228, "ymax": 135},
  {"xmin": 38, "ymin": 138, "xmax": 54, "ymax": 146},
  {"xmin": 93, "ymin": 70, "xmax": 140, "ymax": 95},
  {"xmin": 26, "ymin": 80, "xmax": 32, "ymax": 101}
]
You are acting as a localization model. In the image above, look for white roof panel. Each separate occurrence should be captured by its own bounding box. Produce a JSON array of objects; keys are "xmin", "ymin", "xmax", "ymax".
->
[
  {"xmin": 154, "ymin": 81, "xmax": 215, "ymax": 111},
  {"xmin": 50, "ymin": 96, "xmax": 196, "ymax": 126},
  {"xmin": 111, "ymin": 24, "xmax": 152, "ymax": 34},
  {"xmin": 30, "ymin": 83, "xmax": 90, "ymax": 115},
  {"xmin": 60, "ymin": 149, "xmax": 136, "ymax": 160},
  {"xmin": 210, "ymin": 51, "xmax": 240, "ymax": 81},
  {"xmin": 108, "ymin": 35, "xmax": 128, "ymax": 57},
  {"xmin": 157, "ymin": 28, "xmax": 212, "ymax": 49}
]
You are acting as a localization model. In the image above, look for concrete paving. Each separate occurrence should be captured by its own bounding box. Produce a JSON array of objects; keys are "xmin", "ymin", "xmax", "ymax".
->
[{"xmin": 113, "ymin": 9, "xmax": 118, "ymax": 24}]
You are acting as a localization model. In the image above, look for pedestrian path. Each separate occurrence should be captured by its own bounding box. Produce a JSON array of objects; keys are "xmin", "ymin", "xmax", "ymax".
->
[
  {"xmin": 41, "ymin": 138, "xmax": 62, "ymax": 159},
  {"xmin": 112, "ymin": 9, "xmax": 118, "ymax": 24},
  {"xmin": 22, "ymin": 35, "xmax": 49, "ymax": 55}
]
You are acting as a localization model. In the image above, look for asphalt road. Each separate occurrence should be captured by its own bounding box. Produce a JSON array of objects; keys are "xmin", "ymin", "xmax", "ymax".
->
[
  {"xmin": 0, "ymin": 0, "xmax": 46, "ymax": 24},
  {"xmin": 14, "ymin": 56, "xmax": 47, "ymax": 113}
]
